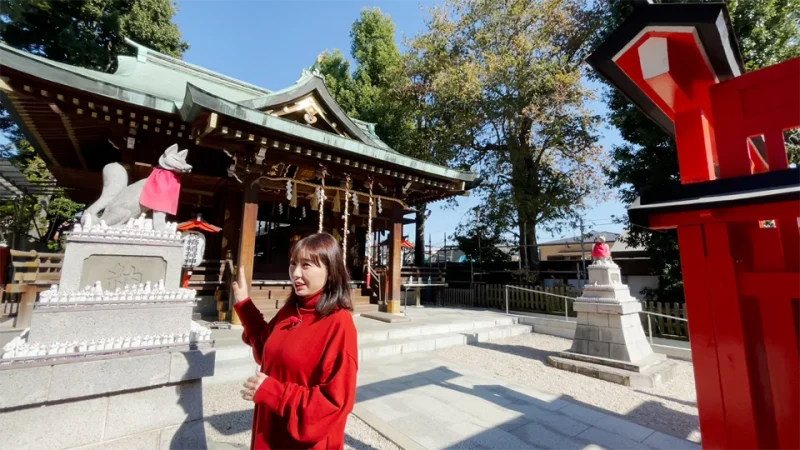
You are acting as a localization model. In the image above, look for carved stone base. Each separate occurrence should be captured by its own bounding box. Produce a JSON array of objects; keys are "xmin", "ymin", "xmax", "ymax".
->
[
  {"xmin": 569, "ymin": 301, "xmax": 654, "ymax": 363},
  {"xmin": 550, "ymin": 299, "xmax": 674, "ymax": 387},
  {"xmin": 60, "ymin": 239, "xmax": 184, "ymax": 292},
  {"xmin": 547, "ymin": 353, "xmax": 678, "ymax": 388}
]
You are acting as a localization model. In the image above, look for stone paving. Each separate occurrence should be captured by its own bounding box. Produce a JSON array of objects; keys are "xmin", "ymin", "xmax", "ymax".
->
[
  {"xmin": 209, "ymin": 306, "xmax": 700, "ymax": 449},
  {"xmin": 356, "ymin": 352, "xmax": 700, "ymax": 450}
]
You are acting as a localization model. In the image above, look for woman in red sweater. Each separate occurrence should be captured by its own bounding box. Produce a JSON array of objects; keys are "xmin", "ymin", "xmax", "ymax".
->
[{"xmin": 233, "ymin": 233, "xmax": 358, "ymax": 450}]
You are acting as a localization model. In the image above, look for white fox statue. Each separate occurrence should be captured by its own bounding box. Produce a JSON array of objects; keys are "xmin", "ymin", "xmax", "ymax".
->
[{"xmin": 82, "ymin": 144, "xmax": 192, "ymax": 231}]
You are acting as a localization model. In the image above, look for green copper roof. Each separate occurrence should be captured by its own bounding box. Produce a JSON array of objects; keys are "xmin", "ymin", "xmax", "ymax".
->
[
  {"xmin": 240, "ymin": 73, "xmax": 397, "ymax": 152},
  {"xmin": 0, "ymin": 40, "xmax": 476, "ymax": 184},
  {"xmin": 181, "ymin": 83, "xmax": 476, "ymax": 182}
]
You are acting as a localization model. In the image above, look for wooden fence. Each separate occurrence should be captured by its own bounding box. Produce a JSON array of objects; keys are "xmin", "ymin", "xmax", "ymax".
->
[
  {"xmin": 641, "ymin": 301, "xmax": 689, "ymax": 340},
  {"xmin": 439, "ymin": 284, "xmax": 690, "ymax": 340}
]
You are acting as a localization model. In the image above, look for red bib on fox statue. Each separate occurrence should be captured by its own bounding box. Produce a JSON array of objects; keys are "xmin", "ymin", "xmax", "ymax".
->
[{"xmin": 140, "ymin": 168, "xmax": 181, "ymax": 215}]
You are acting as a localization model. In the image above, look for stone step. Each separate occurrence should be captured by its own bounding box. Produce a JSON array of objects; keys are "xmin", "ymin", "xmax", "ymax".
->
[
  {"xmin": 359, "ymin": 323, "xmax": 532, "ymax": 361},
  {"xmin": 209, "ymin": 318, "xmax": 531, "ymax": 384},
  {"xmin": 353, "ymin": 304, "xmax": 379, "ymax": 315},
  {"xmin": 358, "ymin": 316, "xmax": 518, "ymax": 343}
]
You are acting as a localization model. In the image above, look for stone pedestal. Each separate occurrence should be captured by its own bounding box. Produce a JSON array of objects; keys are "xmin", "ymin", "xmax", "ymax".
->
[
  {"xmin": 1, "ymin": 221, "xmax": 216, "ymax": 449},
  {"xmin": 382, "ymin": 300, "xmax": 402, "ymax": 314},
  {"xmin": 547, "ymin": 261, "xmax": 677, "ymax": 387}
]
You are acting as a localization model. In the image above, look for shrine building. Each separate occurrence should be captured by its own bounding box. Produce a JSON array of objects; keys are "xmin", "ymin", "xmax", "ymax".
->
[{"xmin": 0, "ymin": 39, "xmax": 479, "ymax": 319}]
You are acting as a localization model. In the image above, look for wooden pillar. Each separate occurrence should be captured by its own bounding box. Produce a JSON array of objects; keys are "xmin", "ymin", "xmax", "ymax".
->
[
  {"xmin": 384, "ymin": 208, "xmax": 404, "ymax": 313},
  {"xmin": 232, "ymin": 176, "xmax": 260, "ymax": 325}
]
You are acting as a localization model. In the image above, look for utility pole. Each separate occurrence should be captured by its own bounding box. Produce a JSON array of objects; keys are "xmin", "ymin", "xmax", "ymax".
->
[
  {"xmin": 443, "ymin": 232, "xmax": 448, "ymax": 270},
  {"xmin": 579, "ymin": 217, "xmax": 587, "ymax": 281},
  {"xmin": 476, "ymin": 209, "xmax": 482, "ymax": 283},
  {"xmin": 428, "ymin": 234, "xmax": 432, "ymax": 272}
]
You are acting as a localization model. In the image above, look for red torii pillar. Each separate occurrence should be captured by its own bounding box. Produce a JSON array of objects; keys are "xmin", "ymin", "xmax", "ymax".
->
[{"xmin": 589, "ymin": 4, "xmax": 799, "ymax": 449}]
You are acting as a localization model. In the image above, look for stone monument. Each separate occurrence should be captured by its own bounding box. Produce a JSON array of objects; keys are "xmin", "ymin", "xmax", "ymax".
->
[
  {"xmin": 548, "ymin": 259, "xmax": 677, "ymax": 387},
  {"xmin": 0, "ymin": 146, "xmax": 216, "ymax": 450}
]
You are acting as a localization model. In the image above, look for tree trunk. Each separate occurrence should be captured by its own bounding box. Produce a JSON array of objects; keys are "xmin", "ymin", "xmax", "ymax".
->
[
  {"xmin": 518, "ymin": 221, "xmax": 527, "ymax": 269},
  {"xmin": 415, "ymin": 206, "xmax": 426, "ymax": 267},
  {"xmin": 525, "ymin": 221, "xmax": 539, "ymax": 274}
]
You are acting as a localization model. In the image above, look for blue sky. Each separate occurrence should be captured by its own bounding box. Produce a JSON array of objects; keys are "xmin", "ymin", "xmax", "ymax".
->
[{"xmin": 174, "ymin": 0, "xmax": 627, "ymax": 247}]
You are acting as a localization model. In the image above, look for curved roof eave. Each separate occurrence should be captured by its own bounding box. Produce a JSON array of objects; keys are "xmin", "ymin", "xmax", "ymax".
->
[
  {"xmin": 181, "ymin": 83, "xmax": 478, "ymax": 183},
  {"xmin": 0, "ymin": 41, "xmax": 478, "ymax": 184},
  {"xmin": 0, "ymin": 41, "xmax": 177, "ymax": 113},
  {"xmin": 240, "ymin": 75, "xmax": 383, "ymax": 148}
]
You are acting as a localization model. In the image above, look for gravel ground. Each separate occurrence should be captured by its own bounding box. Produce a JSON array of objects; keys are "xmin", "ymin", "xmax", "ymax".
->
[
  {"xmin": 202, "ymin": 381, "xmax": 400, "ymax": 450},
  {"xmin": 434, "ymin": 333, "xmax": 701, "ymax": 443}
]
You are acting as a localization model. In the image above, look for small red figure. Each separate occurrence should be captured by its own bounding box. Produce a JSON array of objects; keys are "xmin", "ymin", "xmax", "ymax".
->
[{"xmin": 591, "ymin": 235, "xmax": 611, "ymax": 261}]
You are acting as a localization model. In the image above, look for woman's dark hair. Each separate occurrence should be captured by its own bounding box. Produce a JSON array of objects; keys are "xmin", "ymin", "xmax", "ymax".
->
[{"xmin": 288, "ymin": 233, "xmax": 353, "ymax": 316}]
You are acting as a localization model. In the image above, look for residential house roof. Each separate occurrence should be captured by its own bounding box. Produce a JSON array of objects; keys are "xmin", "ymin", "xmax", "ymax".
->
[{"xmin": 538, "ymin": 231, "xmax": 621, "ymax": 247}]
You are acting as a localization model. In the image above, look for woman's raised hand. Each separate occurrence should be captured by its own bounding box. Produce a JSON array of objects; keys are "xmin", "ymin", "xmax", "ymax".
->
[{"xmin": 232, "ymin": 265, "xmax": 249, "ymax": 304}]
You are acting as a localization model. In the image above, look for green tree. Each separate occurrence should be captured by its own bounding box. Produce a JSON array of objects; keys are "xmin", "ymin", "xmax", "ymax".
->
[
  {"xmin": 601, "ymin": 0, "xmax": 800, "ymax": 302},
  {"xmin": 0, "ymin": 138, "xmax": 84, "ymax": 249},
  {"xmin": 0, "ymin": 0, "xmax": 189, "ymax": 249},
  {"xmin": 313, "ymin": 8, "xmax": 418, "ymax": 157},
  {"xmin": 313, "ymin": 8, "xmax": 436, "ymax": 266},
  {"xmin": 453, "ymin": 207, "xmax": 512, "ymax": 265},
  {"xmin": 313, "ymin": 49, "xmax": 359, "ymax": 117},
  {"xmin": 405, "ymin": 0, "xmax": 606, "ymax": 272},
  {"xmin": 0, "ymin": 0, "xmax": 188, "ymax": 72}
]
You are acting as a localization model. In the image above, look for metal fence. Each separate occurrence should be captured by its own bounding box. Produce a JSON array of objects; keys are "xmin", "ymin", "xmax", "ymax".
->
[{"xmin": 440, "ymin": 284, "xmax": 690, "ymax": 340}]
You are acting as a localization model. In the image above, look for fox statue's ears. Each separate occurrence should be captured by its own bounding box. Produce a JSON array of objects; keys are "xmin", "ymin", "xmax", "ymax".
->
[{"xmin": 163, "ymin": 144, "xmax": 188, "ymax": 161}]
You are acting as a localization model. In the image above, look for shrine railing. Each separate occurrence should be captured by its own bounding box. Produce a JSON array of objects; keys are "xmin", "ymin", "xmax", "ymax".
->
[
  {"xmin": 368, "ymin": 266, "xmax": 383, "ymax": 305},
  {"xmin": 1, "ymin": 249, "xmax": 64, "ymax": 316},
  {"xmin": 440, "ymin": 283, "xmax": 691, "ymax": 340}
]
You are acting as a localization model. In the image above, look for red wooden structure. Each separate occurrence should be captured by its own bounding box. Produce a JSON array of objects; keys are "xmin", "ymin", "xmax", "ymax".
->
[{"xmin": 589, "ymin": 4, "xmax": 799, "ymax": 449}]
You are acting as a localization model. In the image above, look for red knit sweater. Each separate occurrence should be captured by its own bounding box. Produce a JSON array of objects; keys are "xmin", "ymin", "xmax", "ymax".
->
[{"xmin": 234, "ymin": 292, "xmax": 358, "ymax": 450}]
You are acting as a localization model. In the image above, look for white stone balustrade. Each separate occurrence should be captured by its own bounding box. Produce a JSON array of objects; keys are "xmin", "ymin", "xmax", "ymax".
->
[
  {"xmin": 1, "ymin": 321, "xmax": 212, "ymax": 361},
  {"xmin": 36, "ymin": 281, "xmax": 197, "ymax": 306},
  {"xmin": 70, "ymin": 215, "xmax": 182, "ymax": 243}
]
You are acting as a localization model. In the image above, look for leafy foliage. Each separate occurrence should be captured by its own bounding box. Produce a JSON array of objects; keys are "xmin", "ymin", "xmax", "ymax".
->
[
  {"xmin": 600, "ymin": 0, "xmax": 800, "ymax": 302},
  {"xmin": 0, "ymin": 0, "xmax": 188, "ymax": 249},
  {"xmin": 405, "ymin": 0, "xmax": 607, "ymax": 270},
  {"xmin": 313, "ymin": 8, "xmax": 420, "ymax": 158},
  {"xmin": 453, "ymin": 208, "xmax": 512, "ymax": 265},
  {"xmin": 0, "ymin": 138, "xmax": 83, "ymax": 248},
  {"xmin": 0, "ymin": 0, "xmax": 188, "ymax": 71}
]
